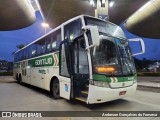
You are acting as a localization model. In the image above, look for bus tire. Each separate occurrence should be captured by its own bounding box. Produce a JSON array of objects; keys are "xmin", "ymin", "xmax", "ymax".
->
[
  {"xmin": 51, "ymin": 78, "xmax": 60, "ymax": 99},
  {"xmin": 18, "ymin": 74, "xmax": 22, "ymax": 85},
  {"xmin": 16, "ymin": 74, "xmax": 19, "ymax": 83}
]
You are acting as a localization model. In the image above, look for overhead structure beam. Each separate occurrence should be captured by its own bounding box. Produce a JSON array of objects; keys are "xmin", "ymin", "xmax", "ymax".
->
[
  {"xmin": 109, "ymin": 0, "xmax": 148, "ymax": 25},
  {"xmin": 0, "ymin": 0, "xmax": 36, "ymax": 31},
  {"xmin": 37, "ymin": 0, "xmax": 148, "ymax": 27},
  {"xmin": 2, "ymin": 0, "xmax": 160, "ymax": 39},
  {"xmin": 124, "ymin": 0, "xmax": 160, "ymax": 38},
  {"xmin": 37, "ymin": 0, "xmax": 95, "ymax": 28}
]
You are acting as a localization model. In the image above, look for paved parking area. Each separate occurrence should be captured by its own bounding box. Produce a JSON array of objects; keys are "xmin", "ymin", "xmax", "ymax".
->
[
  {"xmin": 0, "ymin": 76, "xmax": 159, "ymax": 120},
  {"xmin": 0, "ymin": 76, "xmax": 16, "ymax": 84}
]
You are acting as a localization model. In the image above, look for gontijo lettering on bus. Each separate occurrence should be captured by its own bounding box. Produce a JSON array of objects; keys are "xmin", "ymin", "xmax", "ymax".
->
[
  {"xmin": 35, "ymin": 58, "xmax": 52, "ymax": 66},
  {"xmin": 28, "ymin": 54, "xmax": 59, "ymax": 67}
]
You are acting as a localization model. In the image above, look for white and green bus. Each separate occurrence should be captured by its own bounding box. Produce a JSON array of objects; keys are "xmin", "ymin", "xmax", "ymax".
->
[{"xmin": 13, "ymin": 15, "xmax": 145, "ymax": 104}]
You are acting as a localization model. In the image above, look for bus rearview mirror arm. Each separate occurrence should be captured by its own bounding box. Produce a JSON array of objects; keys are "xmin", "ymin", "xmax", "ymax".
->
[
  {"xmin": 129, "ymin": 38, "xmax": 145, "ymax": 56},
  {"xmin": 82, "ymin": 26, "xmax": 100, "ymax": 49}
]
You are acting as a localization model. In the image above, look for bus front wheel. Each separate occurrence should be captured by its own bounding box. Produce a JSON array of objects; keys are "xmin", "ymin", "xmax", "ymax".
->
[{"xmin": 52, "ymin": 78, "xmax": 60, "ymax": 99}]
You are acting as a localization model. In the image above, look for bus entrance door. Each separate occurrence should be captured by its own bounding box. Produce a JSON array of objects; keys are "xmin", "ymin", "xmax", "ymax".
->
[
  {"xmin": 59, "ymin": 38, "xmax": 89, "ymax": 101},
  {"xmin": 72, "ymin": 37, "xmax": 89, "ymax": 102}
]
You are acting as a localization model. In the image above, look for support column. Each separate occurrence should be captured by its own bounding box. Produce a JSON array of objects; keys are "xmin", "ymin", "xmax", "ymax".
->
[{"xmin": 95, "ymin": 0, "xmax": 109, "ymax": 21}]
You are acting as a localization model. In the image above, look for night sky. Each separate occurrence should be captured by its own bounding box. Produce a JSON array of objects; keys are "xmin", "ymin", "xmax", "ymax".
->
[{"xmin": 0, "ymin": 11, "xmax": 160, "ymax": 62}]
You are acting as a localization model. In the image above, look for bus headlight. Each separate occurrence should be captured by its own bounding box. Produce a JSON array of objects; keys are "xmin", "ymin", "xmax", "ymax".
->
[{"xmin": 93, "ymin": 81, "xmax": 109, "ymax": 88}]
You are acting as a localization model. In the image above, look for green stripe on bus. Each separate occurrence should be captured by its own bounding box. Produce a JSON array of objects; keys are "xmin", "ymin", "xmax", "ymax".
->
[
  {"xmin": 118, "ymin": 75, "xmax": 136, "ymax": 82},
  {"xmin": 92, "ymin": 74, "xmax": 111, "ymax": 83},
  {"xmin": 93, "ymin": 74, "xmax": 137, "ymax": 83}
]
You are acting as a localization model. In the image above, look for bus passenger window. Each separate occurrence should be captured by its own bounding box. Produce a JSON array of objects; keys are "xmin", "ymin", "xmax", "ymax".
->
[
  {"xmin": 42, "ymin": 45, "xmax": 46, "ymax": 54},
  {"xmin": 45, "ymin": 42, "xmax": 51, "ymax": 53},
  {"xmin": 47, "ymin": 44, "xmax": 51, "ymax": 50},
  {"xmin": 51, "ymin": 29, "xmax": 61, "ymax": 52},
  {"xmin": 64, "ymin": 19, "xmax": 82, "ymax": 42},
  {"xmin": 32, "ymin": 49, "xmax": 36, "ymax": 57},
  {"xmin": 25, "ymin": 47, "xmax": 29, "ymax": 59},
  {"xmin": 56, "ymin": 33, "xmax": 62, "ymax": 50},
  {"xmin": 56, "ymin": 39, "xmax": 61, "ymax": 49},
  {"xmin": 52, "ymin": 41, "xmax": 56, "ymax": 49}
]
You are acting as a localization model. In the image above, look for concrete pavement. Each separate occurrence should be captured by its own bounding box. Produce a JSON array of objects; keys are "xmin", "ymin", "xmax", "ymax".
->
[
  {"xmin": 0, "ymin": 82, "xmax": 160, "ymax": 120},
  {"xmin": 137, "ymin": 77, "xmax": 160, "ymax": 93},
  {"xmin": 0, "ymin": 76, "xmax": 16, "ymax": 84},
  {"xmin": 0, "ymin": 76, "xmax": 160, "ymax": 120}
]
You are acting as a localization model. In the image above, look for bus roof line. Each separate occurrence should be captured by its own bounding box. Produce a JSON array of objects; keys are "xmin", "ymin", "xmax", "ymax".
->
[
  {"xmin": 14, "ymin": 15, "xmax": 119, "ymax": 54},
  {"xmin": 14, "ymin": 15, "xmax": 85, "ymax": 54}
]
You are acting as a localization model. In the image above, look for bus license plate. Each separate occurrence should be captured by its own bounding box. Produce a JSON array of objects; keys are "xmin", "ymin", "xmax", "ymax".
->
[{"xmin": 119, "ymin": 91, "xmax": 126, "ymax": 96}]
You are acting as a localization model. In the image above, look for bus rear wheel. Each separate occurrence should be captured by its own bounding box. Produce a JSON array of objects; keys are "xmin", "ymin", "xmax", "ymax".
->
[
  {"xmin": 18, "ymin": 74, "xmax": 22, "ymax": 85},
  {"xmin": 16, "ymin": 74, "xmax": 19, "ymax": 83},
  {"xmin": 52, "ymin": 78, "xmax": 60, "ymax": 99}
]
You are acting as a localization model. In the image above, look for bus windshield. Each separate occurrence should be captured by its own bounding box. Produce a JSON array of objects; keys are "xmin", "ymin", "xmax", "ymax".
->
[
  {"xmin": 84, "ymin": 16, "xmax": 136, "ymax": 76},
  {"xmin": 84, "ymin": 16, "xmax": 126, "ymax": 39},
  {"xmin": 91, "ymin": 36, "xmax": 136, "ymax": 76}
]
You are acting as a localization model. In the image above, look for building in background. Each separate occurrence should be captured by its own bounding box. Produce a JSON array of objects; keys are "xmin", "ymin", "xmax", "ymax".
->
[
  {"xmin": 0, "ymin": 60, "xmax": 13, "ymax": 72},
  {"xmin": 148, "ymin": 62, "xmax": 160, "ymax": 72}
]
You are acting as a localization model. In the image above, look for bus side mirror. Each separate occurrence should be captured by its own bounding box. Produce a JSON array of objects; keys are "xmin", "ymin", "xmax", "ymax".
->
[
  {"xmin": 82, "ymin": 26, "xmax": 100, "ymax": 49},
  {"xmin": 129, "ymin": 38, "xmax": 145, "ymax": 56}
]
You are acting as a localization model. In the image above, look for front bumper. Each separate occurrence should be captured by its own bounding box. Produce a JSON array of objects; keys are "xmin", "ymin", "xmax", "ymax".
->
[{"xmin": 87, "ymin": 83, "xmax": 137, "ymax": 104}]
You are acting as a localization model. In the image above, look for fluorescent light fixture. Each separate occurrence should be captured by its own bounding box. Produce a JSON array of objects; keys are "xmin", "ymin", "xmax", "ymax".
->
[
  {"xmin": 89, "ymin": 0, "xmax": 95, "ymax": 6},
  {"xmin": 109, "ymin": 1, "xmax": 114, "ymax": 7},
  {"xmin": 138, "ymin": 1, "xmax": 152, "ymax": 12}
]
